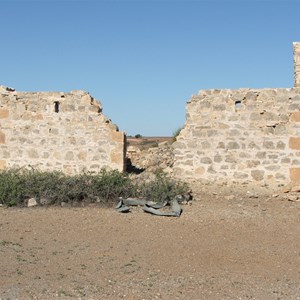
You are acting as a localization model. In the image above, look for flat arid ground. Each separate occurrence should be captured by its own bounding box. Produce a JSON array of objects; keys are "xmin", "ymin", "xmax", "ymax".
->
[{"xmin": 1, "ymin": 186, "xmax": 300, "ymax": 300}]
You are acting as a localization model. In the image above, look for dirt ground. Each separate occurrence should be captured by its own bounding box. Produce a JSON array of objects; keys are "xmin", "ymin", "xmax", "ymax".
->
[{"xmin": 0, "ymin": 186, "xmax": 300, "ymax": 300}]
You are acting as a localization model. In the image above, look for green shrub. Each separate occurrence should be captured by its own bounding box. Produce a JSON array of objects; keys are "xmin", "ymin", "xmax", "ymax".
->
[
  {"xmin": 0, "ymin": 169, "xmax": 26, "ymax": 206},
  {"xmin": 137, "ymin": 171, "xmax": 189, "ymax": 203},
  {"xmin": 172, "ymin": 127, "xmax": 183, "ymax": 141},
  {"xmin": 0, "ymin": 168, "xmax": 189, "ymax": 207}
]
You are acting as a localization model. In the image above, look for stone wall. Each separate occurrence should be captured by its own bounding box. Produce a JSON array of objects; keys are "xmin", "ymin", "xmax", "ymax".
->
[
  {"xmin": 173, "ymin": 88, "xmax": 300, "ymax": 188},
  {"xmin": 0, "ymin": 86, "xmax": 125, "ymax": 174},
  {"xmin": 294, "ymin": 42, "xmax": 300, "ymax": 88}
]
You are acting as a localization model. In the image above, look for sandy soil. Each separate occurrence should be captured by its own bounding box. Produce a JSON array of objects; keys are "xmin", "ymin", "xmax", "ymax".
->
[{"xmin": 0, "ymin": 188, "xmax": 300, "ymax": 300}]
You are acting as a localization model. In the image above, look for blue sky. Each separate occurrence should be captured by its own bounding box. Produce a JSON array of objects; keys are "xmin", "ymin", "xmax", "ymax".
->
[{"xmin": 1, "ymin": 0, "xmax": 299, "ymax": 136}]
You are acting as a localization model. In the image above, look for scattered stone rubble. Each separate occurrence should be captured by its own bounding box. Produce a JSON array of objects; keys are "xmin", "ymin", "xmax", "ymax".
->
[{"xmin": 127, "ymin": 140, "xmax": 174, "ymax": 175}]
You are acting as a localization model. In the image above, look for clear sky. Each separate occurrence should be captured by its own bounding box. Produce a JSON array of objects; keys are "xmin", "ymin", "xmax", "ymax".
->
[{"xmin": 1, "ymin": 0, "xmax": 299, "ymax": 136}]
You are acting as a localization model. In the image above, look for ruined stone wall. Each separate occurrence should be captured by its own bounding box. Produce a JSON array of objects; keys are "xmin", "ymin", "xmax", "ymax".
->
[
  {"xmin": 173, "ymin": 88, "xmax": 300, "ymax": 188},
  {"xmin": 0, "ymin": 86, "xmax": 125, "ymax": 174},
  {"xmin": 294, "ymin": 42, "xmax": 300, "ymax": 88}
]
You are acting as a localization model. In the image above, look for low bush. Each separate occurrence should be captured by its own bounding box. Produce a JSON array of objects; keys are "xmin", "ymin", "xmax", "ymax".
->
[
  {"xmin": 0, "ymin": 168, "xmax": 189, "ymax": 207},
  {"xmin": 138, "ymin": 171, "xmax": 189, "ymax": 203}
]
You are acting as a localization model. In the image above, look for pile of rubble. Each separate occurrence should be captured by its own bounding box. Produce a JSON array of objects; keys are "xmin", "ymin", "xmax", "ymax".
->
[{"xmin": 126, "ymin": 141, "xmax": 174, "ymax": 175}]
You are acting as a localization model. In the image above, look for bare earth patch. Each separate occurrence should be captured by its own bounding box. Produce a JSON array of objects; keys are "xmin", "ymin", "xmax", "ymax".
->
[{"xmin": 0, "ymin": 188, "xmax": 300, "ymax": 299}]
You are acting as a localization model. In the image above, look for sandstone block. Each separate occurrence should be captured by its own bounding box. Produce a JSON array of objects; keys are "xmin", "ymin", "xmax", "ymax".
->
[
  {"xmin": 0, "ymin": 109, "xmax": 9, "ymax": 119},
  {"xmin": 43, "ymin": 152, "xmax": 50, "ymax": 159},
  {"xmin": 265, "ymin": 165, "xmax": 280, "ymax": 171},
  {"xmin": 195, "ymin": 166, "xmax": 205, "ymax": 175},
  {"xmin": 0, "ymin": 132, "xmax": 5, "ymax": 144},
  {"xmin": 78, "ymin": 151, "xmax": 87, "ymax": 161},
  {"xmin": 110, "ymin": 150, "xmax": 123, "ymax": 168},
  {"xmin": 53, "ymin": 152, "xmax": 62, "ymax": 160},
  {"xmin": 263, "ymin": 141, "xmax": 274, "ymax": 149},
  {"xmin": 110, "ymin": 131, "xmax": 124, "ymax": 143},
  {"xmin": 201, "ymin": 141, "xmax": 211, "ymax": 149},
  {"xmin": 290, "ymin": 112, "xmax": 300, "ymax": 122},
  {"xmin": 281, "ymin": 157, "xmax": 291, "ymax": 164},
  {"xmin": 256, "ymin": 152, "xmax": 266, "ymax": 159},
  {"xmin": 233, "ymin": 172, "xmax": 248, "ymax": 179},
  {"xmin": 0, "ymin": 160, "xmax": 6, "ymax": 169},
  {"xmin": 27, "ymin": 149, "xmax": 39, "ymax": 159},
  {"xmin": 65, "ymin": 151, "xmax": 74, "ymax": 160},
  {"xmin": 200, "ymin": 157, "xmax": 212, "ymax": 164},
  {"xmin": 251, "ymin": 170, "xmax": 265, "ymax": 181},
  {"xmin": 225, "ymin": 155, "xmax": 237, "ymax": 163},
  {"xmin": 290, "ymin": 167, "xmax": 300, "ymax": 184},
  {"xmin": 247, "ymin": 160, "xmax": 260, "ymax": 168},
  {"xmin": 214, "ymin": 154, "xmax": 222, "ymax": 163},
  {"xmin": 227, "ymin": 142, "xmax": 240, "ymax": 149},
  {"xmin": 289, "ymin": 137, "xmax": 300, "ymax": 150},
  {"xmin": 276, "ymin": 141, "xmax": 286, "ymax": 150}
]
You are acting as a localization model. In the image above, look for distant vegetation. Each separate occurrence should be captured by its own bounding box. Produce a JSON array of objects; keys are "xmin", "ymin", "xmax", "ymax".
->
[
  {"xmin": 172, "ymin": 127, "xmax": 183, "ymax": 140},
  {"xmin": 0, "ymin": 169, "xmax": 189, "ymax": 207}
]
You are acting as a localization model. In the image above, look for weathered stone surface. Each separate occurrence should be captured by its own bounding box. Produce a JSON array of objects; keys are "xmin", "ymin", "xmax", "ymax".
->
[
  {"xmin": 289, "ymin": 137, "xmax": 300, "ymax": 150},
  {"xmin": 127, "ymin": 141, "xmax": 175, "ymax": 174},
  {"xmin": 173, "ymin": 80, "xmax": 300, "ymax": 187},
  {"xmin": 0, "ymin": 132, "xmax": 5, "ymax": 144},
  {"xmin": 290, "ymin": 167, "xmax": 300, "ymax": 184},
  {"xmin": 27, "ymin": 198, "xmax": 38, "ymax": 207},
  {"xmin": 251, "ymin": 170, "xmax": 265, "ymax": 181},
  {"xmin": 0, "ymin": 109, "xmax": 9, "ymax": 119},
  {"xmin": 290, "ymin": 111, "xmax": 300, "ymax": 122},
  {"xmin": 0, "ymin": 87, "xmax": 125, "ymax": 174},
  {"xmin": 0, "ymin": 160, "xmax": 6, "ymax": 169}
]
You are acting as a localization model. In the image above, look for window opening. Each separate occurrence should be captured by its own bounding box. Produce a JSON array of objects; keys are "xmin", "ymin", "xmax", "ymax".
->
[
  {"xmin": 235, "ymin": 100, "xmax": 242, "ymax": 109},
  {"xmin": 54, "ymin": 101, "xmax": 60, "ymax": 113}
]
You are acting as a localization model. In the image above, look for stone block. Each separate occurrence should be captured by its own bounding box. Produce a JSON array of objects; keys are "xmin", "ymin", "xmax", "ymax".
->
[
  {"xmin": 0, "ymin": 109, "xmax": 9, "ymax": 119},
  {"xmin": 110, "ymin": 150, "xmax": 123, "ymax": 169},
  {"xmin": 200, "ymin": 157, "xmax": 212, "ymax": 164},
  {"xmin": 195, "ymin": 166, "xmax": 205, "ymax": 175},
  {"xmin": 0, "ymin": 160, "xmax": 6, "ymax": 170},
  {"xmin": 265, "ymin": 165, "xmax": 280, "ymax": 171},
  {"xmin": 110, "ymin": 131, "xmax": 124, "ymax": 143},
  {"xmin": 281, "ymin": 157, "xmax": 290, "ymax": 164},
  {"xmin": 276, "ymin": 141, "xmax": 286, "ymax": 150},
  {"xmin": 78, "ymin": 151, "xmax": 87, "ymax": 161},
  {"xmin": 247, "ymin": 160, "xmax": 260, "ymax": 168},
  {"xmin": 233, "ymin": 172, "xmax": 248, "ymax": 179},
  {"xmin": 251, "ymin": 170, "xmax": 264, "ymax": 181},
  {"xmin": 27, "ymin": 149, "xmax": 39, "ymax": 159},
  {"xmin": 65, "ymin": 151, "xmax": 74, "ymax": 160},
  {"xmin": 227, "ymin": 142, "xmax": 240, "ymax": 149},
  {"xmin": 263, "ymin": 141, "xmax": 274, "ymax": 149},
  {"xmin": 217, "ymin": 142, "xmax": 225, "ymax": 149},
  {"xmin": 201, "ymin": 141, "xmax": 211, "ymax": 149},
  {"xmin": 290, "ymin": 112, "xmax": 300, "ymax": 122},
  {"xmin": 256, "ymin": 152, "xmax": 266, "ymax": 159},
  {"xmin": 0, "ymin": 132, "xmax": 5, "ymax": 144},
  {"xmin": 289, "ymin": 137, "xmax": 300, "ymax": 150},
  {"xmin": 214, "ymin": 154, "xmax": 222, "ymax": 163},
  {"xmin": 43, "ymin": 152, "xmax": 50, "ymax": 159},
  {"xmin": 53, "ymin": 152, "xmax": 62, "ymax": 160},
  {"xmin": 290, "ymin": 168, "xmax": 300, "ymax": 184}
]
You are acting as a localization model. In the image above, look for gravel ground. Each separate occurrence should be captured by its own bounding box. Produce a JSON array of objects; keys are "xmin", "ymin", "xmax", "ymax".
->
[{"xmin": 0, "ymin": 187, "xmax": 300, "ymax": 300}]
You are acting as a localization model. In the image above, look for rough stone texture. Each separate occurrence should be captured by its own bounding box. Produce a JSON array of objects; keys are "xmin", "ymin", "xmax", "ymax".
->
[
  {"xmin": 0, "ymin": 86, "xmax": 125, "ymax": 174},
  {"xmin": 173, "ymin": 88, "xmax": 300, "ymax": 188},
  {"xmin": 127, "ymin": 141, "xmax": 174, "ymax": 174},
  {"xmin": 294, "ymin": 42, "xmax": 300, "ymax": 88}
]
